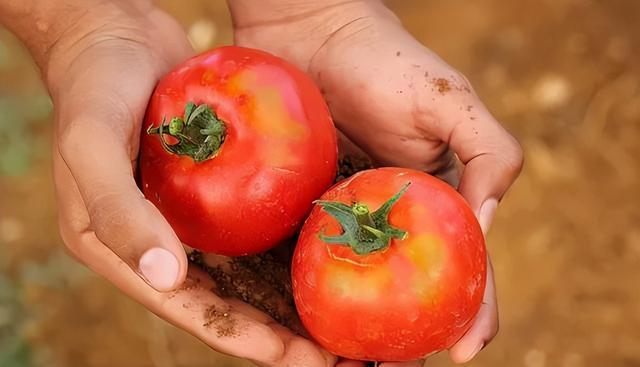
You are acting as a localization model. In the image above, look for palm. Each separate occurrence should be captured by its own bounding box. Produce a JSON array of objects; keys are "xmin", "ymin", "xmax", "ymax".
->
[{"xmin": 235, "ymin": 14, "xmax": 470, "ymax": 180}]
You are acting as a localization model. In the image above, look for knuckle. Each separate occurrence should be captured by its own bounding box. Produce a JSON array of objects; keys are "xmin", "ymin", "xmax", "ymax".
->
[
  {"xmin": 501, "ymin": 136, "xmax": 524, "ymax": 176},
  {"xmin": 57, "ymin": 121, "xmax": 83, "ymax": 163},
  {"xmin": 61, "ymin": 241, "xmax": 84, "ymax": 264},
  {"xmin": 455, "ymin": 70, "xmax": 473, "ymax": 92},
  {"xmin": 409, "ymin": 89, "xmax": 439, "ymax": 128},
  {"xmin": 486, "ymin": 322, "xmax": 499, "ymax": 342},
  {"xmin": 57, "ymin": 219, "xmax": 86, "ymax": 263},
  {"xmin": 86, "ymin": 190, "xmax": 133, "ymax": 238},
  {"xmin": 56, "ymin": 97, "xmax": 137, "ymax": 163},
  {"xmin": 489, "ymin": 314, "xmax": 500, "ymax": 338}
]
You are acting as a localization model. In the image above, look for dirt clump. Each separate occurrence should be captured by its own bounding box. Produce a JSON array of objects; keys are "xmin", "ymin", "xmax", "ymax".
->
[{"xmin": 203, "ymin": 305, "xmax": 238, "ymax": 337}]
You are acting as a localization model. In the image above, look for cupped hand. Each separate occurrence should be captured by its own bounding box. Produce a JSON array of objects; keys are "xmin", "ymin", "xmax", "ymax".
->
[
  {"xmin": 232, "ymin": 0, "xmax": 523, "ymax": 365},
  {"xmin": 46, "ymin": 2, "xmax": 335, "ymax": 366}
]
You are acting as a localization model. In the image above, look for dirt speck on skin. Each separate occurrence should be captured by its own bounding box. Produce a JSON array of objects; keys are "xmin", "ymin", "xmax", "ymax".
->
[
  {"xmin": 432, "ymin": 78, "xmax": 452, "ymax": 94},
  {"xmin": 430, "ymin": 77, "xmax": 472, "ymax": 95},
  {"xmin": 203, "ymin": 305, "xmax": 238, "ymax": 337},
  {"xmin": 169, "ymin": 275, "xmax": 203, "ymax": 299}
]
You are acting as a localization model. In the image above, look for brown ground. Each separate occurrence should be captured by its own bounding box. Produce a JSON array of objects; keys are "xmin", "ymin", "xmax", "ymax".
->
[{"xmin": 1, "ymin": 1, "xmax": 639, "ymax": 366}]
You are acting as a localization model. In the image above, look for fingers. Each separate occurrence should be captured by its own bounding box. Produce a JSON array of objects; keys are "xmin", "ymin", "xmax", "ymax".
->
[
  {"xmin": 71, "ymin": 236, "xmax": 286, "ymax": 364},
  {"xmin": 54, "ymin": 153, "xmax": 286, "ymax": 363},
  {"xmin": 55, "ymin": 105, "xmax": 188, "ymax": 291},
  {"xmin": 260, "ymin": 324, "xmax": 337, "ymax": 367},
  {"xmin": 444, "ymin": 100, "xmax": 524, "ymax": 217},
  {"xmin": 436, "ymin": 98, "xmax": 509, "ymax": 362},
  {"xmin": 449, "ymin": 255, "xmax": 498, "ymax": 364},
  {"xmin": 49, "ymin": 39, "xmax": 190, "ymax": 292}
]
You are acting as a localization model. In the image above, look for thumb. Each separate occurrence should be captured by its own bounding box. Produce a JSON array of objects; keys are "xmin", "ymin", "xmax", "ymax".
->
[{"xmin": 58, "ymin": 112, "xmax": 188, "ymax": 292}]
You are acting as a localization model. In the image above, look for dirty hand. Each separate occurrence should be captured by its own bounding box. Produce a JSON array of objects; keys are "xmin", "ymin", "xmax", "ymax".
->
[
  {"xmin": 0, "ymin": 0, "xmax": 336, "ymax": 366},
  {"xmin": 230, "ymin": 0, "xmax": 524, "ymax": 365}
]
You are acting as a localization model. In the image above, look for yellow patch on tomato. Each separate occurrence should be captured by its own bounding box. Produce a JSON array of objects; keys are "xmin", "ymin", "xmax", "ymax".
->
[
  {"xmin": 324, "ymin": 261, "xmax": 393, "ymax": 301},
  {"xmin": 406, "ymin": 203, "xmax": 428, "ymax": 219},
  {"xmin": 227, "ymin": 70, "xmax": 309, "ymax": 140},
  {"xmin": 265, "ymin": 143, "xmax": 300, "ymax": 168},
  {"xmin": 401, "ymin": 234, "xmax": 447, "ymax": 302}
]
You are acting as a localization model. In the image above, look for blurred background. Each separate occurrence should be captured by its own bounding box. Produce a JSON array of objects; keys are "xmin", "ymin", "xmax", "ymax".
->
[{"xmin": 1, "ymin": 0, "xmax": 639, "ymax": 366}]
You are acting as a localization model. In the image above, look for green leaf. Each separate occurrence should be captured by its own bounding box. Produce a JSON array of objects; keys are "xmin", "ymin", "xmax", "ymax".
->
[
  {"xmin": 371, "ymin": 182, "xmax": 410, "ymax": 240},
  {"xmin": 371, "ymin": 182, "xmax": 410, "ymax": 224},
  {"xmin": 184, "ymin": 102, "xmax": 196, "ymax": 122},
  {"xmin": 316, "ymin": 201, "xmax": 360, "ymax": 246},
  {"xmin": 318, "ymin": 233, "xmax": 354, "ymax": 246},
  {"xmin": 187, "ymin": 103, "xmax": 213, "ymax": 127},
  {"xmin": 314, "ymin": 201, "xmax": 354, "ymax": 215}
]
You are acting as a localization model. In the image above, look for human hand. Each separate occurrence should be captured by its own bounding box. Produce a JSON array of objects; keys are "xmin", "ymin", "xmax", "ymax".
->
[
  {"xmin": 0, "ymin": 0, "xmax": 338, "ymax": 365},
  {"xmin": 230, "ymin": 0, "xmax": 523, "ymax": 365}
]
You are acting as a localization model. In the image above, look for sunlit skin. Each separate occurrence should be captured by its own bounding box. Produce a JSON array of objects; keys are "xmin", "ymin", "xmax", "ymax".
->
[
  {"xmin": 293, "ymin": 168, "xmax": 486, "ymax": 361},
  {"xmin": 140, "ymin": 47, "xmax": 337, "ymax": 255}
]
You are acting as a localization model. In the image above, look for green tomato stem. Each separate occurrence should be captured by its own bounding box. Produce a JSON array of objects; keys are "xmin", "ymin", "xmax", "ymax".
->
[
  {"xmin": 147, "ymin": 102, "xmax": 226, "ymax": 163},
  {"xmin": 316, "ymin": 182, "xmax": 411, "ymax": 255}
]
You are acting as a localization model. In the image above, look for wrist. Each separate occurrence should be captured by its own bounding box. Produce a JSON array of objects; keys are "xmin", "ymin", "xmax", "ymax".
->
[
  {"xmin": 0, "ymin": 1, "xmax": 156, "ymax": 82},
  {"xmin": 227, "ymin": 0, "xmax": 378, "ymax": 27},
  {"xmin": 227, "ymin": 0, "xmax": 390, "ymax": 70},
  {"xmin": 0, "ymin": 1, "xmax": 80, "ymax": 67}
]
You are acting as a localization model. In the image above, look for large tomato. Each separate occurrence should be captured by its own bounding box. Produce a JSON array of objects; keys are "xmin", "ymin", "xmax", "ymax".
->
[
  {"xmin": 140, "ymin": 46, "xmax": 337, "ymax": 256},
  {"xmin": 292, "ymin": 168, "xmax": 486, "ymax": 361}
]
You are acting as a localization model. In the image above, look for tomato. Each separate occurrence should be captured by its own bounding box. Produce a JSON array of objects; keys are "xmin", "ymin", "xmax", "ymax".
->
[
  {"xmin": 292, "ymin": 168, "xmax": 486, "ymax": 361},
  {"xmin": 139, "ymin": 46, "xmax": 337, "ymax": 255}
]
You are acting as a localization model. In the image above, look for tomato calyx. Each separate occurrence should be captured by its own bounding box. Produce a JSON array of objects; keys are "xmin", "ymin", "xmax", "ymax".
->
[
  {"xmin": 147, "ymin": 102, "xmax": 226, "ymax": 163},
  {"xmin": 315, "ymin": 182, "xmax": 411, "ymax": 255}
]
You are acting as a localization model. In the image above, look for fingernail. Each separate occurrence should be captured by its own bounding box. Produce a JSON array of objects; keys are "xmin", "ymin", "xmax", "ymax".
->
[
  {"xmin": 139, "ymin": 248, "xmax": 180, "ymax": 291},
  {"xmin": 477, "ymin": 198, "xmax": 498, "ymax": 235},
  {"xmin": 463, "ymin": 342, "xmax": 484, "ymax": 363}
]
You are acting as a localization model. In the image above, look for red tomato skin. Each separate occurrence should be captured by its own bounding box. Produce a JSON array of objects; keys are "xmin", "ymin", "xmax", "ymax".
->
[
  {"xmin": 292, "ymin": 168, "xmax": 486, "ymax": 361},
  {"xmin": 140, "ymin": 46, "xmax": 337, "ymax": 255}
]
